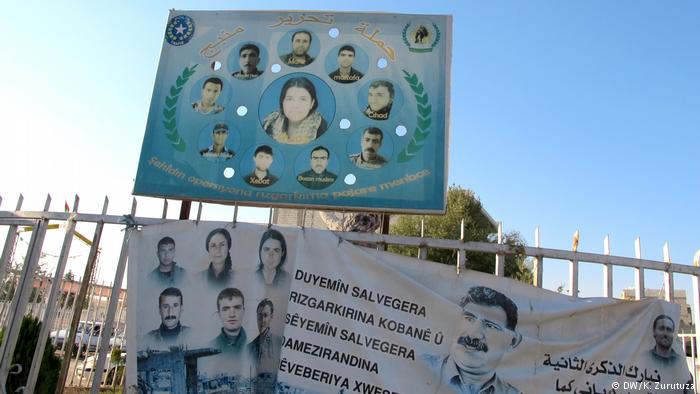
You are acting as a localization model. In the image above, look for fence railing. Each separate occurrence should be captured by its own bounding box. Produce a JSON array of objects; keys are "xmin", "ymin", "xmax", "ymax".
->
[{"xmin": 0, "ymin": 195, "xmax": 698, "ymax": 392}]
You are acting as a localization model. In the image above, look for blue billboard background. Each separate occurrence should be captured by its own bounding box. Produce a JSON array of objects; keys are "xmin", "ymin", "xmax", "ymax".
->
[{"xmin": 134, "ymin": 10, "xmax": 451, "ymax": 213}]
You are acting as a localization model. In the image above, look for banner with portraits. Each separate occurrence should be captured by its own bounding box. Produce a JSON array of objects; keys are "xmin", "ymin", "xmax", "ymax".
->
[
  {"xmin": 133, "ymin": 10, "xmax": 451, "ymax": 213},
  {"xmin": 127, "ymin": 222, "xmax": 694, "ymax": 393}
]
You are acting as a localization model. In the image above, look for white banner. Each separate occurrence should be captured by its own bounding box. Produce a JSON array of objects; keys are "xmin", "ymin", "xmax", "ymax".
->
[{"xmin": 127, "ymin": 222, "xmax": 693, "ymax": 393}]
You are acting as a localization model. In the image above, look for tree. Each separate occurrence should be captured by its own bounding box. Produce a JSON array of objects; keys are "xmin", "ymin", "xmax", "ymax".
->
[
  {"xmin": 0, "ymin": 315, "xmax": 61, "ymax": 393},
  {"xmin": 389, "ymin": 185, "xmax": 532, "ymax": 283}
]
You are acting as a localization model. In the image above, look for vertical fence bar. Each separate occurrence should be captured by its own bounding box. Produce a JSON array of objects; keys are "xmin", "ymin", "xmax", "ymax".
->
[
  {"xmin": 692, "ymin": 250, "xmax": 700, "ymax": 391},
  {"xmin": 603, "ymin": 235, "xmax": 613, "ymax": 298},
  {"xmin": 0, "ymin": 195, "xmax": 24, "ymax": 289},
  {"xmin": 56, "ymin": 196, "xmax": 109, "ymax": 393},
  {"xmin": 0, "ymin": 194, "xmax": 51, "ymax": 389},
  {"xmin": 533, "ymin": 226, "xmax": 543, "ymax": 287},
  {"xmin": 456, "ymin": 219, "xmax": 465, "ymax": 275},
  {"xmin": 161, "ymin": 198, "xmax": 168, "ymax": 219},
  {"xmin": 569, "ymin": 230, "xmax": 579, "ymax": 298},
  {"xmin": 25, "ymin": 196, "xmax": 80, "ymax": 393},
  {"xmin": 634, "ymin": 237, "xmax": 645, "ymax": 300},
  {"xmin": 569, "ymin": 258, "xmax": 579, "ymax": 298},
  {"xmin": 91, "ymin": 199, "xmax": 136, "ymax": 393},
  {"xmin": 663, "ymin": 242, "xmax": 674, "ymax": 302},
  {"xmin": 495, "ymin": 222, "xmax": 504, "ymax": 277},
  {"xmin": 417, "ymin": 217, "xmax": 427, "ymax": 260}
]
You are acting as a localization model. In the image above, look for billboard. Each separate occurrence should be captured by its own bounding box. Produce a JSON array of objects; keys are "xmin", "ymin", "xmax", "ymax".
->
[
  {"xmin": 127, "ymin": 222, "xmax": 693, "ymax": 393},
  {"xmin": 133, "ymin": 10, "xmax": 451, "ymax": 213}
]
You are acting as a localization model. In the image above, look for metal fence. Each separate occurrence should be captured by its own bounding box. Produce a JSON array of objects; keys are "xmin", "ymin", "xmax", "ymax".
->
[{"xmin": 0, "ymin": 195, "xmax": 698, "ymax": 392}]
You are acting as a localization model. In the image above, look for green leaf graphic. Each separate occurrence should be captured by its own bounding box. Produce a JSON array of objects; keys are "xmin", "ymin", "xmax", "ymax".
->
[
  {"xmin": 162, "ymin": 66, "xmax": 198, "ymax": 152},
  {"xmin": 398, "ymin": 70, "xmax": 433, "ymax": 163},
  {"xmin": 163, "ymin": 107, "xmax": 176, "ymax": 119},
  {"xmin": 165, "ymin": 96, "xmax": 178, "ymax": 108},
  {"xmin": 418, "ymin": 104, "xmax": 431, "ymax": 117}
]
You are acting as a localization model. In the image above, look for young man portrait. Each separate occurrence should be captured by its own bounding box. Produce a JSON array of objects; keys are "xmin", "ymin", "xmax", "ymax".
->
[
  {"xmin": 244, "ymin": 145, "xmax": 278, "ymax": 187},
  {"xmin": 328, "ymin": 45, "xmax": 364, "ymax": 84},
  {"xmin": 192, "ymin": 77, "xmax": 225, "ymax": 115},
  {"xmin": 200, "ymin": 122, "xmax": 235, "ymax": 160}
]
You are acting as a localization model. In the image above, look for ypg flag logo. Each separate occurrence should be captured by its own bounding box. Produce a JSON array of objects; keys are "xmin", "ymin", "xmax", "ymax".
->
[
  {"xmin": 402, "ymin": 20, "xmax": 440, "ymax": 53},
  {"xmin": 165, "ymin": 15, "xmax": 195, "ymax": 46}
]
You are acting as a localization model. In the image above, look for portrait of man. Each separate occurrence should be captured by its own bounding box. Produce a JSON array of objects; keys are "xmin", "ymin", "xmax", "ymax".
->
[
  {"xmin": 209, "ymin": 288, "xmax": 247, "ymax": 357},
  {"xmin": 147, "ymin": 236, "xmax": 186, "ymax": 287},
  {"xmin": 297, "ymin": 146, "xmax": 337, "ymax": 189},
  {"xmin": 200, "ymin": 122, "xmax": 235, "ymax": 160},
  {"xmin": 364, "ymin": 80, "xmax": 394, "ymax": 120},
  {"xmin": 328, "ymin": 45, "xmax": 364, "ymax": 84},
  {"xmin": 425, "ymin": 286, "xmax": 522, "ymax": 394},
  {"xmin": 244, "ymin": 145, "xmax": 278, "ymax": 188},
  {"xmin": 649, "ymin": 314, "xmax": 679, "ymax": 364},
  {"xmin": 349, "ymin": 127, "xmax": 388, "ymax": 169},
  {"xmin": 248, "ymin": 299, "xmax": 284, "ymax": 376},
  {"xmin": 280, "ymin": 30, "xmax": 314, "ymax": 67},
  {"xmin": 142, "ymin": 287, "xmax": 191, "ymax": 350},
  {"xmin": 191, "ymin": 77, "xmax": 224, "ymax": 115},
  {"xmin": 635, "ymin": 314, "xmax": 694, "ymax": 392},
  {"xmin": 232, "ymin": 44, "xmax": 263, "ymax": 80}
]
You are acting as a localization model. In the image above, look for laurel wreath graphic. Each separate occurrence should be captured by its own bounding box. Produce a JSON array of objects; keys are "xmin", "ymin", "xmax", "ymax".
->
[
  {"xmin": 398, "ymin": 70, "xmax": 431, "ymax": 163},
  {"xmin": 162, "ymin": 65, "xmax": 198, "ymax": 152}
]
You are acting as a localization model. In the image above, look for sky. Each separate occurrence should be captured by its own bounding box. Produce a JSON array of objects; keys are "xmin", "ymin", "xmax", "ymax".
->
[{"xmin": 0, "ymin": 1, "xmax": 698, "ymax": 300}]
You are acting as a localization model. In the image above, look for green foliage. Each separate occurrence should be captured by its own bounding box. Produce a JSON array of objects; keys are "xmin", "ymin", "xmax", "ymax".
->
[
  {"xmin": 389, "ymin": 185, "xmax": 532, "ymax": 283},
  {"xmin": 0, "ymin": 315, "xmax": 61, "ymax": 394}
]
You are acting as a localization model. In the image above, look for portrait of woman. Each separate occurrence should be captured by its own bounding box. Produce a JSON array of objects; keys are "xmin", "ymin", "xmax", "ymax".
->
[
  {"xmin": 262, "ymin": 77, "xmax": 328, "ymax": 145},
  {"xmin": 198, "ymin": 228, "xmax": 235, "ymax": 287},
  {"xmin": 255, "ymin": 229, "xmax": 291, "ymax": 287}
]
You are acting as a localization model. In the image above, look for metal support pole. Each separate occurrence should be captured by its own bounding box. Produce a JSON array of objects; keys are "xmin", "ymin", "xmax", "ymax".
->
[
  {"xmin": 161, "ymin": 199, "xmax": 168, "ymax": 219},
  {"xmin": 56, "ymin": 197, "xmax": 109, "ymax": 393},
  {"xmin": 179, "ymin": 200, "xmax": 191, "ymax": 220},
  {"xmin": 0, "ymin": 195, "xmax": 50, "ymax": 389},
  {"xmin": 90, "ymin": 199, "xmax": 136, "ymax": 393},
  {"xmin": 25, "ymin": 196, "xmax": 80, "ymax": 393}
]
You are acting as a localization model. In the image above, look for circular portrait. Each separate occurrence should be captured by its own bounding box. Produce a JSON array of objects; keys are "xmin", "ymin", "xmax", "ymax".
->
[
  {"xmin": 228, "ymin": 42, "xmax": 267, "ymax": 80},
  {"xmin": 259, "ymin": 73, "xmax": 335, "ymax": 145},
  {"xmin": 197, "ymin": 121, "xmax": 240, "ymax": 162},
  {"xmin": 189, "ymin": 75, "xmax": 232, "ymax": 116},
  {"xmin": 357, "ymin": 79, "xmax": 404, "ymax": 121},
  {"xmin": 294, "ymin": 145, "xmax": 340, "ymax": 190},
  {"xmin": 277, "ymin": 30, "xmax": 320, "ymax": 68},
  {"xmin": 346, "ymin": 126, "xmax": 393, "ymax": 170},
  {"xmin": 324, "ymin": 44, "xmax": 368, "ymax": 84},
  {"xmin": 240, "ymin": 144, "xmax": 285, "ymax": 188}
]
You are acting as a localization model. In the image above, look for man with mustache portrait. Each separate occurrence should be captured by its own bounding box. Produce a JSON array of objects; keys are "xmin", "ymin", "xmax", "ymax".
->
[
  {"xmin": 142, "ymin": 287, "xmax": 191, "ymax": 350},
  {"xmin": 426, "ymin": 286, "xmax": 522, "ymax": 394},
  {"xmin": 348, "ymin": 127, "xmax": 388, "ymax": 169}
]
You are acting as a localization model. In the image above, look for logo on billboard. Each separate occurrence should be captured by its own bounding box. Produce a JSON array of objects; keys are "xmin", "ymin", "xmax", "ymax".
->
[
  {"xmin": 165, "ymin": 15, "xmax": 195, "ymax": 46},
  {"xmin": 402, "ymin": 20, "xmax": 440, "ymax": 53}
]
